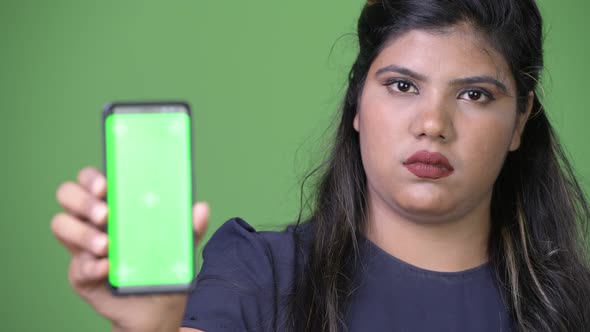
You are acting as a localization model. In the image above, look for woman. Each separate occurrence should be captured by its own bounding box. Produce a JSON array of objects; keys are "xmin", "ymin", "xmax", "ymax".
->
[{"xmin": 51, "ymin": 0, "xmax": 590, "ymax": 331}]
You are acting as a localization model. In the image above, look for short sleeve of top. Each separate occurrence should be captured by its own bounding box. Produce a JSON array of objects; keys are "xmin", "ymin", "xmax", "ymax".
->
[
  {"xmin": 181, "ymin": 218, "xmax": 301, "ymax": 332},
  {"xmin": 181, "ymin": 217, "xmax": 512, "ymax": 332}
]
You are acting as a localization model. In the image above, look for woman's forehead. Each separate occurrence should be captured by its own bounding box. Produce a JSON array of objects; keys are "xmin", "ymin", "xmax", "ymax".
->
[{"xmin": 372, "ymin": 26, "xmax": 514, "ymax": 90}]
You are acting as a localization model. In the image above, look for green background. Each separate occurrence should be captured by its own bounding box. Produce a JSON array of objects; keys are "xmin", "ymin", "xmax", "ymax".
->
[{"xmin": 1, "ymin": 0, "xmax": 588, "ymax": 331}]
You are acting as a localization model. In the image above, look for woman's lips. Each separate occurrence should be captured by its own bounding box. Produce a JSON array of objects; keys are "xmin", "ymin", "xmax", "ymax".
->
[{"xmin": 403, "ymin": 150, "xmax": 454, "ymax": 179}]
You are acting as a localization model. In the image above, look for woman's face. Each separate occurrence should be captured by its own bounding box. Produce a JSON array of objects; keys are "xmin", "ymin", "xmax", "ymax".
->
[{"xmin": 355, "ymin": 25, "xmax": 531, "ymax": 224}]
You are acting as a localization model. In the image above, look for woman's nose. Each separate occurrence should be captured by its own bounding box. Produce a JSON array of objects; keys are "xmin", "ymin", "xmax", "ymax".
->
[{"xmin": 409, "ymin": 93, "xmax": 456, "ymax": 142}]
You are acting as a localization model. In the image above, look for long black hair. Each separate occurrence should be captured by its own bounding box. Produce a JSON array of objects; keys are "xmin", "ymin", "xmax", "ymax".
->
[{"xmin": 286, "ymin": 0, "xmax": 590, "ymax": 331}]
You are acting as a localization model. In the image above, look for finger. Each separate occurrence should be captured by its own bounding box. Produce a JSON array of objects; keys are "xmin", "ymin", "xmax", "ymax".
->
[
  {"xmin": 56, "ymin": 181, "xmax": 108, "ymax": 225},
  {"xmin": 51, "ymin": 213, "xmax": 108, "ymax": 256},
  {"xmin": 192, "ymin": 202, "xmax": 210, "ymax": 244},
  {"xmin": 69, "ymin": 252, "xmax": 109, "ymax": 289},
  {"xmin": 77, "ymin": 166, "xmax": 107, "ymax": 199}
]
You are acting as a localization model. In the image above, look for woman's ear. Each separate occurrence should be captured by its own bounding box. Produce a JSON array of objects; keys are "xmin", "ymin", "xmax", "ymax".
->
[
  {"xmin": 353, "ymin": 112, "xmax": 360, "ymax": 132},
  {"xmin": 509, "ymin": 91, "xmax": 534, "ymax": 151}
]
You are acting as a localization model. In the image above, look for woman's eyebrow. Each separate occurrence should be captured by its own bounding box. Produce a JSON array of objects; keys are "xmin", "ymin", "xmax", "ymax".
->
[
  {"xmin": 375, "ymin": 64, "xmax": 428, "ymax": 82},
  {"xmin": 449, "ymin": 76, "xmax": 508, "ymax": 93},
  {"xmin": 375, "ymin": 64, "xmax": 509, "ymax": 94}
]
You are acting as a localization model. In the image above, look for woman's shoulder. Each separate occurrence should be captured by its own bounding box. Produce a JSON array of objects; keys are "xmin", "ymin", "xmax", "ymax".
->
[
  {"xmin": 183, "ymin": 218, "xmax": 312, "ymax": 330},
  {"xmin": 197, "ymin": 217, "xmax": 313, "ymax": 290},
  {"xmin": 203, "ymin": 217, "xmax": 313, "ymax": 258}
]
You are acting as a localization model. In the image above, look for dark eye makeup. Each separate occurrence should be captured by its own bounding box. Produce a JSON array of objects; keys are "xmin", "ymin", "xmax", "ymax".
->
[
  {"xmin": 383, "ymin": 78, "xmax": 419, "ymax": 94},
  {"xmin": 458, "ymin": 88, "xmax": 496, "ymax": 103},
  {"xmin": 382, "ymin": 77, "xmax": 496, "ymax": 104}
]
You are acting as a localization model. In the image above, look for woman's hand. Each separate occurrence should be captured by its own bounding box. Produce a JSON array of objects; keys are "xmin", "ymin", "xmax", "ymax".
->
[{"xmin": 51, "ymin": 166, "xmax": 209, "ymax": 332}]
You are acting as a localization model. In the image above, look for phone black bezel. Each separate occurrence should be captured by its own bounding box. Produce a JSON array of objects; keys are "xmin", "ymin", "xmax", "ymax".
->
[{"xmin": 101, "ymin": 101, "xmax": 197, "ymax": 296}]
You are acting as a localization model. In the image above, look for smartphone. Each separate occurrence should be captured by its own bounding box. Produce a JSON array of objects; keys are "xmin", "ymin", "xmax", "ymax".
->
[{"xmin": 102, "ymin": 101, "xmax": 195, "ymax": 295}]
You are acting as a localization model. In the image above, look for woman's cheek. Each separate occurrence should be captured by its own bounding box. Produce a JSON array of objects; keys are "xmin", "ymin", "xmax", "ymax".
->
[{"xmin": 459, "ymin": 116, "xmax": 514, "ymax": 182}]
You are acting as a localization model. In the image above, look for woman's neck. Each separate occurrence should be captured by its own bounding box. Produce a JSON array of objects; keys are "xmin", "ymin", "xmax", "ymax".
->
[{"xmin": 365, "ymin": 191, "xmax": 491, "ymax": 273}]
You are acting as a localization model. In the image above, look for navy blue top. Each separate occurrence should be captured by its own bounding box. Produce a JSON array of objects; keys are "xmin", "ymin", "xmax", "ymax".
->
[{"xmin": 182, "ymin": 218, "xmax": 512, "ymax": 331}]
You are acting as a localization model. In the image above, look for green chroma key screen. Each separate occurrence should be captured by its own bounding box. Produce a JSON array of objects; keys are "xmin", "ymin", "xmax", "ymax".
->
[{"xmin": 103, "ymin": 103, "xmax": 194, "ymax": 293}]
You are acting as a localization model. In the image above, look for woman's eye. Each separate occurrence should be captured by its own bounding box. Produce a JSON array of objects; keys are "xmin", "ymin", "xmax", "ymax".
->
[
  {"xmin": 458, "ymin": 89, "xmax": 494, "ymax": 103},
  {"xmin": 386, "ymin": 80, "xmax": 418, "ymax": 94}
]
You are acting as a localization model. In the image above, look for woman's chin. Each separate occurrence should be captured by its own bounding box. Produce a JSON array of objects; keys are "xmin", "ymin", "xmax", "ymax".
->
[{"xmin": 391, "ymin": 193, "xmax": 458, "ymax": 223}]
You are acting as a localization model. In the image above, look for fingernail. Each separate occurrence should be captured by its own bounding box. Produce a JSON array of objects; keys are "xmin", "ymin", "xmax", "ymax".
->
[
  {"xmin": 93, "ymin": 235, "xmax": 107, "ymax": 253},
  {"xmin": 92, "ymin": 177, "xmax": 105, "ymax": 195},
  {"xmin": 91, "ymin": 203, "xmax": 108, "ymax": 223}
]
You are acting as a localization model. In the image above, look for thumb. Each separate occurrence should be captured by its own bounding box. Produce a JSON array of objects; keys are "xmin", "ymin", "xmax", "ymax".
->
[{"xmin": 192, "ymin": 201, "xmax": 210, "ymax": 245}]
